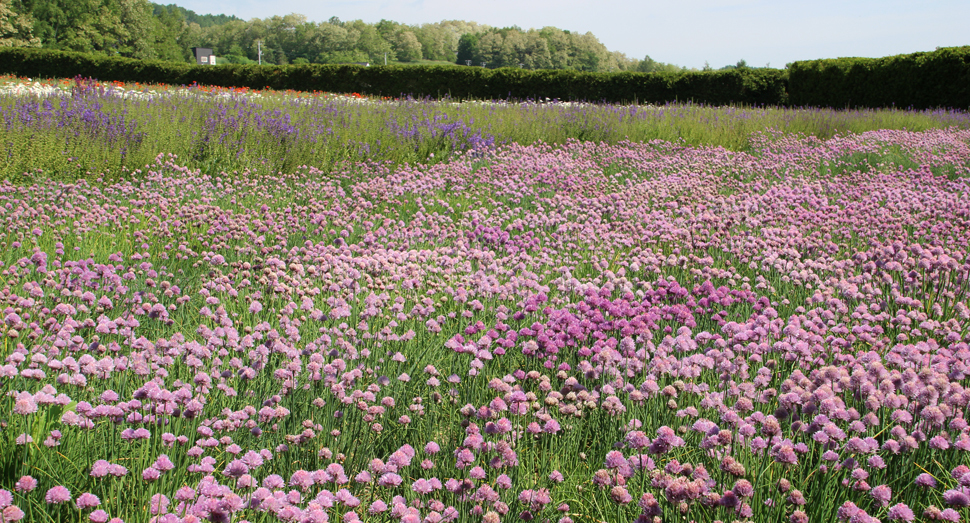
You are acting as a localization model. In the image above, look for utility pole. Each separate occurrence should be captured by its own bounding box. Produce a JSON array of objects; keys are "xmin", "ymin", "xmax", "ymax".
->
[
  {"xmin": 384, "ymin": 52, "xmax": 387, "ymax": 65},
  {"xmin": 258, "ymin": 40, "xmax": 262, "ymax": 65}
]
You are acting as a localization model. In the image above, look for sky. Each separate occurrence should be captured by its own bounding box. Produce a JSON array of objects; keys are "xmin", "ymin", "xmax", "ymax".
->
[{"xmin": 171, "ymin": 0, "xmax": 969, "ymax": 70}]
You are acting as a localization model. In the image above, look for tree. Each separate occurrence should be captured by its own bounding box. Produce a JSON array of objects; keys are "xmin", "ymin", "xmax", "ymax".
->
[
  {"xmin": 0, "ymin": 0, "xmax": 41, "ymax": 47},
  {"xmin": 389, "ymin": 29, "xmax": 421, "ymax": 62},
  {"xmin": 150, "ymin": 4, "xmax": 188, "ymax": 61},
  {"xmin": 455, "ymin": 32, "xmax": 478, "ymax": 64},
  {"xmin": 344, "ymin": 19, "xmax": 392, "ymax": 63},
  {"xmin": 636, "ymin": 55, "xmax": 657, "ymax": 72}
]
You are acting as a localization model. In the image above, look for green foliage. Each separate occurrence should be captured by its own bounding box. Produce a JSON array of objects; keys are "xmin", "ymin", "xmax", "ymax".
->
[
  {"xmin": 7, "ymin": 45, "xmax": 969, "ymax": 111},
  {"xmin": 787, "ymin": 46, "xmax": 970, "ymax": 109},
  {"xmin": 453, "ymin": 26, "xmax": 631, "ymax": 72},
  {"xmin": 150, "ymin": 2, "xmax": 241, "ymax": 28},
  {"xmin": 0, "ymin": 0, "xmax": 41, "ymax": 47},
  {"xmin": 9, "ymin": 0, "xmax": 677, "ymax": 72},
  {"xmin": 0, "ymin": 47, "xmax": 787, "ymax": 105}
]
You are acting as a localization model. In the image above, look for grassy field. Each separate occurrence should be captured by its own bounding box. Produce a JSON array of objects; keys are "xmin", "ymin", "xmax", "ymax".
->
[
  {"xmin": 0, "ymin": 75, "xmax": 969, "ymax": 523},
  {"xmin": 2, "ymin": 75, "xmax": 969, "ymax": 183}
]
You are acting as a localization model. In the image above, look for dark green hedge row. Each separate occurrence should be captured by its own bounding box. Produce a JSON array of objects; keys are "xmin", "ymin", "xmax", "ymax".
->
[
  {"xmin": 0, "ymin": 47, "xmax": 787, "ymax": 106},
  {"xmin": 787, "ymin": 46, "xmax": 970, "ymax": 110},
  {"xmin": 2, "ymin": 46, "xmax": 968, "ymax": 109}
]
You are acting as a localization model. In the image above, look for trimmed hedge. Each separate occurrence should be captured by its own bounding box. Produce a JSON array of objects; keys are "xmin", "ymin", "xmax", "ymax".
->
[
  {"xmin": 0, "ymin": 47, "xmax": 788, "ymax": 106},
  {"xmin": 787, "ymin": 46, "xmax": 970, "ymax": 110},
  {"xmin": 3, "ymin": 46, "xmax": 968, "ymax": 109}
]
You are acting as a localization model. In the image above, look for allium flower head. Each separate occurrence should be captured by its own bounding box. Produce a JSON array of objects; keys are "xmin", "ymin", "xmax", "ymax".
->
[
  {"xmin": 45, "ymin": 486, "xmax": 72, "ymax": 504},
  {"xmin": 3, "ymin": 505, "xmax": 25, "ymax": 522},
  {"xmin": 75, "ymin": 492, "xmax": 101, "ymax": 509},
  {"xmin": 887, "ymin": 503, "xmax": 915, "ymax": 522},
  {"xmin": 943, "ymin": 489, "xmax": 970, "ymax": 508},
  {"xmin": 871, "ymin": 484, "xmax": 892, "ymax": 506},
  {"xmin": 916, "ymin": 473, "xmax": 938, "ymax": 488},
  {"xmin": 609, "ymin": 486, "xmax": 633, "ymax": 505},
  {"xmin": 14, "ymin": 476, "xmax": 37, "ymax": 492},
  {"xmin": 604, "ymin": 451, "xmax": 627, "ymax": 469},
  {"xmin": 733, "ymin": 479, "xmax": 754, "ymax": 498}
]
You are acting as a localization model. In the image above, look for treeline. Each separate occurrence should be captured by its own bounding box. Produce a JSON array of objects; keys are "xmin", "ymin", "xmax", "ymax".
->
[
  {"xmin": 454, "ymin": 27, "xmax": 685, "ymax": 73},
  {"xmin": 0, "ymin": 0, "xmax": 687, "ymax": 72}
]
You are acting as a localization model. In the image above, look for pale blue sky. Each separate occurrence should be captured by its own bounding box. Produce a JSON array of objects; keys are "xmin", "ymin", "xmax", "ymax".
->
[{"xmin": 173, "ymin": 0, "xmax": 968, "ymax": 69}]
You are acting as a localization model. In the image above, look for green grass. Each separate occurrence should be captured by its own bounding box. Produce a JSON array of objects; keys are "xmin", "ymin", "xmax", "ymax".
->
[{"xmin": 1, "ymin": 76, "xmax": 969, "ymax": 184}]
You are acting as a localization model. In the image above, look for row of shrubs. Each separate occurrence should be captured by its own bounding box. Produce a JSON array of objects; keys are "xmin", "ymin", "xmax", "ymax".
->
[{"xmin": 1, "ymin": 46, "xmax": 968, "ymax": 109}]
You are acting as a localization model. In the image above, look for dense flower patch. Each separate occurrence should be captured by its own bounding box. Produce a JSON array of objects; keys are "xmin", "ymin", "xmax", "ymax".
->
[{"xmin": 0, "ymin": 128, "xmax": 969, "ymax": 522}]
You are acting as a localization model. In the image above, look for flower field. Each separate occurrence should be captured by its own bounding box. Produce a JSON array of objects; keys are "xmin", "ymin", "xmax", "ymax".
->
[{"xmin": 1, "ymin": 76, "xmax": 970, "ymax": 523}]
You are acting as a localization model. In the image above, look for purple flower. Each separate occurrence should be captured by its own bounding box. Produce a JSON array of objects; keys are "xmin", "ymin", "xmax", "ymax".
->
[
  {"xmin": 0, "ymin": 490, "xmax": 12, "ymax": 508},
  {"xmin": 3, "ymin": 506, "xmax": 25, "ymax": 522},
  {"xmin": 141, "ymin": 467, "xmax": 160, "ymax": 481},
  {"xmin": 263, "ymin": 474, "xmax": 285, "ymax": 489},
  {"xmin": 412, "ymin": 479, "xmax": 434, "ymax": 495},
  {"xmin": 887, "ymin": 503, "xmax": 915, "ymax": 522},
  {"xmin": 378, "ymin": 473, "xmax": 403, "ymax": 487},
  {"xmin": 290, "ymin": 469, "xmax": 314, "ymax": 491},
  {"xmin": 604, "ymin": 451, "xmax": 627, "ymax": 469},
  {"xmin": 14, "ymin": 477, "xmax": 37, "ymax": 493},
  {"xmin": 223, "ymin": 459, "xmax": 249, "ymax": 478},
  {"xmin": 335, "ymin": 488, "xmax": 360, "ymax": 507},
  {"xmin": 45, "ymin": 486, "xmax": 72, "ymax": 504},
  {"xmin": 174, "ymin": 486, "xmax": 195, "ymax": 501},
  {"xmin": 943, "ymin": 489, "xmax": 970, "ymax": 507},
  {"xmin": 772, "ymin": 443, "xmax": 798, "ymax": 465},
  {"xmin": 916, "ymin": 473, "xmax": 938, "ymax": 488},
  {"xmin": 496, "ymin": 474, "xmax": 512, "ymax": 489},
  {"xmin": 609, "ymin": 486, "xmax": 633, "ymax": 505},
  {"xmin": 543, "ymin": 419, "xmax": 561, "ymax": 433},
  {"xmin": 153, "ymin": 455, "xmax": 174, "ymax": 472},
  {"xmin": 837, "ymin": 501, "xmax": 860, "ymax": 521},
  {"xmin": 871, "ymin": 484, "xmax": 891, "ymax": 507},
  {"xmin": 362, "ymin": 499, "xmax": 386, "ymax": 515},
  {"xmin": 89, "ymin": 509, "xmax": 110, "ymax": 523},
  {"xmin": 733, "ymin": 479, "xmax": 754, "ymax": 498},
  {"xmin": 75, "ymin": 492, "xmax": 101, "ymax": 509}
]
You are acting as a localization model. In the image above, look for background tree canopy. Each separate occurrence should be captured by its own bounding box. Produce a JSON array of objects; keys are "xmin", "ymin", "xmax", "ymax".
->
[{"xmin": 1, "ymin": 0, "xmax": 693, "ymax": 72}]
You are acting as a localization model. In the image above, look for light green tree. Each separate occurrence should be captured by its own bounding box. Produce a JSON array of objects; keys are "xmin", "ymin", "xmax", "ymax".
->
[
  {"xmin": 0, "ymin": 0, "xmax": 41, "ymax": 47},
  {"xmin": 389, "ymin": 29, "xmax": 421, "ymax": 62}
]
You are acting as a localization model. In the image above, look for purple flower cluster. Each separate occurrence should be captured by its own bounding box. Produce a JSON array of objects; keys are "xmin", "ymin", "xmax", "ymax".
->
[{"xmin": 1, "ymin": 128, "xmax": 969, "ymax": 522}]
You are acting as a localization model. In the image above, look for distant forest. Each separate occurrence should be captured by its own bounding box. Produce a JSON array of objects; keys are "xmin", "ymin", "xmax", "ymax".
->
[{"xmin": 0, "ymin": 0, "xmax": 700, "ymax": 72}]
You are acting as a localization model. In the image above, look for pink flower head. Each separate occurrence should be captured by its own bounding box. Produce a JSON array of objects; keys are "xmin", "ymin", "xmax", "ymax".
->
[
  {"xmin": 45, "ymin": 486, "xmax": 72, "ymax": 504},
  {"xmin": 175, "ymin": 486, "xmax": 196, "ymax": 501},
  {"xmin": 3, "ymin": 505, "xmax": 25, "ymax": 522},
  {"xmin": 871, "ymin": 485, "xmax": 892, "ymax": 507},
  {"xmin": 142, "ymin": 467, "xmax": 161, "ymax": 481},
  {"xmin": 14, "ymin": 476, "xmax": 37, "ymax": 492},
  {"xmin": 368, "ymin": 500, "xmax": 388, "ymax": 514},
  {"xmin": 75, "ymin": 492, "xmax": 101, "ymax": 509},
  {"xmin": 887, "ymin": 503, "xmax": 915, "ymax": 522},
  {"xmin": 153, "ymin": 455, "xmax": 175, "ymax": 472}
]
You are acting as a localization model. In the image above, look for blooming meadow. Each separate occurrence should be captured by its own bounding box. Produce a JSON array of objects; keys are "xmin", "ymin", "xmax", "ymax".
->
[
  {"xmin": 3, "ymin": 75, "xmax": 970, "ymax": 184},
  {"xmin": 2, "ymin": 76, "xmax": 970, "ymax": 523}
]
